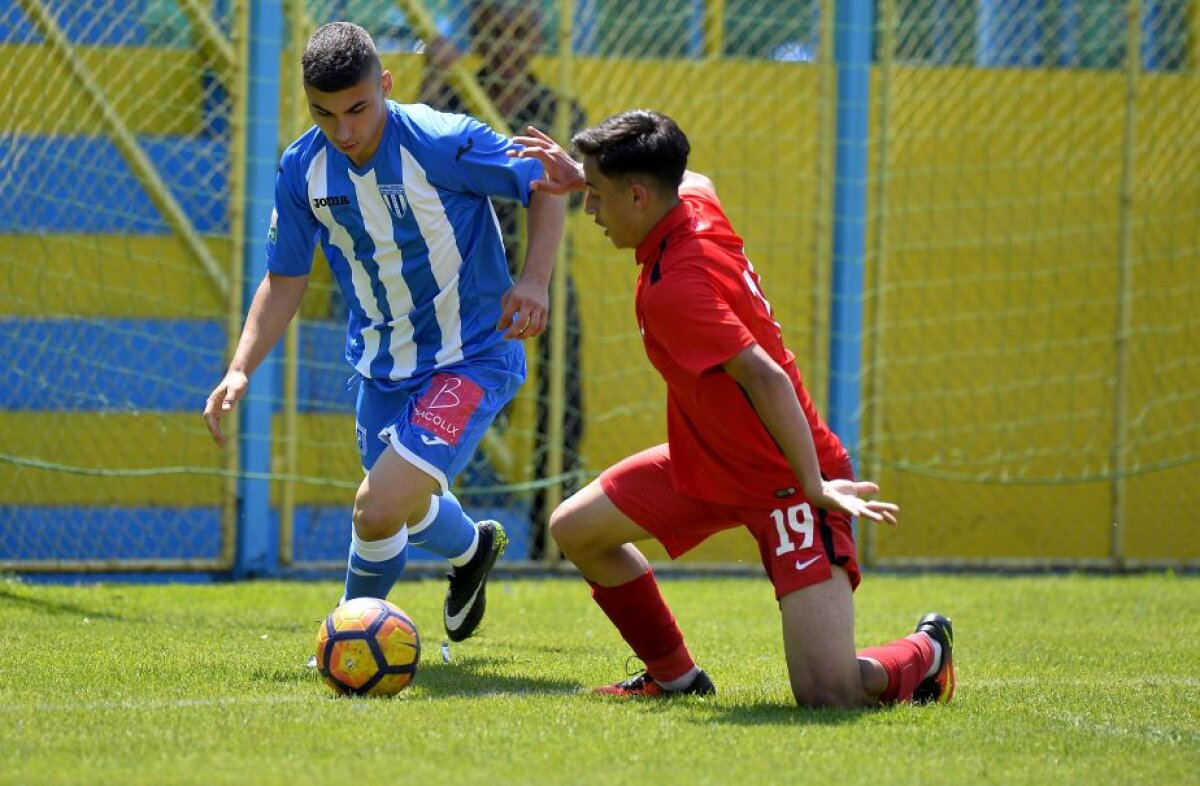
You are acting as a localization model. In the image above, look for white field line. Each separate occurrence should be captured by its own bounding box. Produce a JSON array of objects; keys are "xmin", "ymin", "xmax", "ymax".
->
[
  {"xmin": 966, "ymin": 676, "xmax": 1200, "ymax": 689},
  {"xmin": 963, "ymin": 677, "xmax": 1198, "ymax": 745},
  {"xmin": 1024, "ymin": 708, "xmax": 1197, "ymax": 745}
]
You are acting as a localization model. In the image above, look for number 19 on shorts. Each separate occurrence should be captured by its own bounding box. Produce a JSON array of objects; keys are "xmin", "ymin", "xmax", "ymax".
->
[{"xmin": 771, "ymin": 503, "xmax": 814, "ymax": 556}]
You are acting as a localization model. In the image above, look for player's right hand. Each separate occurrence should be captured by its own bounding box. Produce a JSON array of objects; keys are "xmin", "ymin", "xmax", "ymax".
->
[
  {"xmin": 509, "ymin": 126, "xmax": 586, "ymax": 195},
  {"xmin": 203, "ymin": 370, "xmax": 249, "ymax": 448}
]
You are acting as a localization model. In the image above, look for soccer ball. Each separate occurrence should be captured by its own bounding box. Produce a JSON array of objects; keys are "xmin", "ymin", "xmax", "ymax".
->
[{"xmin": 314, "ymin": 597, "xmax": 421, "ymax": 697}]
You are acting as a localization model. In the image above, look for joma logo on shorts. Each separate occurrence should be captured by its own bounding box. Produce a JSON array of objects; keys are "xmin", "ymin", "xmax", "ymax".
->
[{"xmin": 312, "ymin": 195, "xmax": 350, "ymax": 208}]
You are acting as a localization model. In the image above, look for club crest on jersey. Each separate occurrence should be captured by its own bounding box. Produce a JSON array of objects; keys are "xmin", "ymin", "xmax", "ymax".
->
[{"xmin": 378, "ymin": 183, "xmax": 409, "ymax": 220}]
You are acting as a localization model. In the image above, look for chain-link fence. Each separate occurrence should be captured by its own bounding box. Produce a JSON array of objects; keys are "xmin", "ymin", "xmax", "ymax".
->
[
  {"xmin": 1, "ymin": 1, "xmax": 1196, "ymax": 575},
  {"xmin": 862, "ymin": 0, "xmax": 1198, "ymax": 567},
  {"xmin": 0, "ymin": 0, "xmax": 238, "ymax": 570}
]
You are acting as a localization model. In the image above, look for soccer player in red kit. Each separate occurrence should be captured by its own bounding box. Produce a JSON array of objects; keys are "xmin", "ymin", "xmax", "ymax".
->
[{"xmin": 512, "ymin": 111, "xmax": 955, "ymax": 707}]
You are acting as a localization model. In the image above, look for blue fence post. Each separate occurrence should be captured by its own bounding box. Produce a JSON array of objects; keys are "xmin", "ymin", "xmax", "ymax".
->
[
  {"xmin": 235, "ymin": 0, "xmax": 283, "ymax": 578},
  {"xmin": 828, "ymin": 0, "xmax": 873, "ymax": 469}
]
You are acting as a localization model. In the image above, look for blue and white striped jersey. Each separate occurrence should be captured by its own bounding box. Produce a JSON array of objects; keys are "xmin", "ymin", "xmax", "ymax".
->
[{"xmin": 267, "ymin": 100, "xmax": 543, "ymax": 384}]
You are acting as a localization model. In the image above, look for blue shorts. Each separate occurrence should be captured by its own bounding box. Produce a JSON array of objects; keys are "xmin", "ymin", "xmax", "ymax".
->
[{"xmin": 354, "ymin": 348, "xmax": 525, "ymax": 492}]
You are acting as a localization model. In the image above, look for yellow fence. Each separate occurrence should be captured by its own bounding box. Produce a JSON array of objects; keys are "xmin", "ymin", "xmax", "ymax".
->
[{"xmin": 2, "ymin": 1, "xmax": 1196, "ymax": 571}]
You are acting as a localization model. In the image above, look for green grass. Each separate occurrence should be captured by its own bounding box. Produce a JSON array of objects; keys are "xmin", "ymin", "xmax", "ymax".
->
[{"xmin": 0, "ymin": 573, "xmax": 1196, "ymax": 785}]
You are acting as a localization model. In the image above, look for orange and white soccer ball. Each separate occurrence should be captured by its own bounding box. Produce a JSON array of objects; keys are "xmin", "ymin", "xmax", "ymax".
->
[{"xmin": 314, "ymin": 597, "xmax": 420, "ymax": 697}]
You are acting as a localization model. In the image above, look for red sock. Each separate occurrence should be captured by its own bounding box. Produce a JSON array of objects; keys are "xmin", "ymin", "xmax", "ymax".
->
[
  {"xmin": 858, "ymin": 633, "xmax": 936, "ymax": 704},
  {"xmin": 588, "ymin": 569, "xmax": 696, "ymax": 683}
]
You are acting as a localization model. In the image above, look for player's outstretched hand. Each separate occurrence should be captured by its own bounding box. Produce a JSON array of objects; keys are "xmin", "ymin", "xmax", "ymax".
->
[
  {"xmin": 203, "ymin": 370, "xmax": 249, "ymax": 448},
  {"xmin": 509, "ymin": 126, "xmax": 586, "ymax": 195},
  {"xmin": 809, "ymin": 479, "xmax": 899, "ymax": 525},
  {"xmin": 497, "ymin": 275, "xmax": 549, "ymax": 341}
]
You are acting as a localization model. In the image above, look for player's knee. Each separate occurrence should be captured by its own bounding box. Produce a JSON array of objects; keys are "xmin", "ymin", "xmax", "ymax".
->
[
  {"xmin": 549, "ymin": 506, "xmax": 590, "ymax": 559},
  {"xmin": 548, "ymin": 507, "xmax": 575, "ymax": 551},
  {"xmin": 790, "ymin": 676, "xmax": 869, "ymax": 709},
  {"xmin": 352, "ymin": 493, "xmax": 404, "ymax": 541},
  {"xmin": 791, "ymin": 685, "xmax": 856, "ymax": 709}
]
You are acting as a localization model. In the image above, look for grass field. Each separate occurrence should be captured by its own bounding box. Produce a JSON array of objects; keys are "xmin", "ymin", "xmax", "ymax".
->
[{"xmin": 1, "ymin": 572, "xmax": 1196, "ymax": 785}]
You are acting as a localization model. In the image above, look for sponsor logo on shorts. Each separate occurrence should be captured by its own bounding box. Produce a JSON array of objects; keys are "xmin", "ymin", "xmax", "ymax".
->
[
  {"xmin": 794, "ymin": 555, "xmax": 821, "ymax": 572},
  {"xmin": 411, "ymin": 374, "xmax": 484, "ymax": 446}
]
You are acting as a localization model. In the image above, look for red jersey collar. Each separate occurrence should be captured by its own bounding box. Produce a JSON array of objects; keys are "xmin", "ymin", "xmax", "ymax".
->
[{"xmin": 635, "ymin": 197, "xmax": 691, "ymax": 266}]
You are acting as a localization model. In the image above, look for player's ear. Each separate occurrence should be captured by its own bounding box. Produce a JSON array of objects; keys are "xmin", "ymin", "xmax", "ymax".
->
[
  {"xmin": 380, "ymin": 69, "xmax": 393, "ymax": 97},
  {"xmin": 629, "ymin": 180, "xmax": 650, "ymax": 209}
]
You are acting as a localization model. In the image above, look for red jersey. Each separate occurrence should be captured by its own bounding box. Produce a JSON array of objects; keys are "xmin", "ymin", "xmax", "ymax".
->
[{"xmin": 633, "ymin": 182, "xmax": 849, "ymax": 507}]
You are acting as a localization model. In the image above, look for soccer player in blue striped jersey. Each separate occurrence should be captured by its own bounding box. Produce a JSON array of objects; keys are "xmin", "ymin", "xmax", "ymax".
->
[{"xmin": 203, "ymin": 22, "xmax": 565, "ymax": 642}]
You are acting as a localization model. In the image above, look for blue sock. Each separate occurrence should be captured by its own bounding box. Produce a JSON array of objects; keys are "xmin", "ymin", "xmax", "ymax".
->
[
  {"xmin": 408, "ymin": 491, "xmax": 478, "ymax": 564},
  {"xmin": 342, "ymin": 527, "xmax": 409, "ymax": 601}
]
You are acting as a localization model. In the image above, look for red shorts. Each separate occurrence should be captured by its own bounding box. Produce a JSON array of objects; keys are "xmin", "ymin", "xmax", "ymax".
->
[{"xmin": 600, "ymin": 444, "xmax": 860, "ymax": 600}]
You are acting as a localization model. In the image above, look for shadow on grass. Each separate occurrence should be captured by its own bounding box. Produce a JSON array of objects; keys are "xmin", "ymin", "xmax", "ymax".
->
[
  {"xmin": 274, "ymin": 655, "xmax": 581, "ymax": 697},
  {"xmin": 0, "ymin": 585, "xmax": 126, "ymax": 621},
  {"xmin": 252, "ymin": 665, "xmax": 317, "ymax": 685},
  {"xmin": 695, "ymin": 701, "xmax": 877, "ymax": 727},
  {"xmin": 412, "ymin": 655, "xmax": 579, "ymax": 696}
]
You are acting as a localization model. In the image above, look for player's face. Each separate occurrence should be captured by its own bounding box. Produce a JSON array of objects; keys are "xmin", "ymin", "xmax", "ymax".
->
[
  {"xmin": 582, "ymin": 157, "xmax": 646, "ymax": 250},
  {"xmin": 305, "ymin": 68, "xmax": 393, "ymax": 167}
]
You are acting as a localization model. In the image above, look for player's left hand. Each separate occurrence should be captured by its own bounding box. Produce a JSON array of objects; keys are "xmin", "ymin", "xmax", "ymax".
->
[
  {"xmin": 497, "ymin": 276, "xmax": 549, "ymax": 340},
  {"xmin": 509, "ymin": 126, "xmax": 586, "ymax": 195},
  {"xmin": 809, "ymin": 479, "xmax": 900, "ymax": 525}
]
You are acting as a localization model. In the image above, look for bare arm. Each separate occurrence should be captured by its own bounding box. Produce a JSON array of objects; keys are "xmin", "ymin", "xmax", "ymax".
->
[
  {"xmin": 203, "ymin": 272, "xmax": 309, "ymax": 447},
  {"xmin": 229, "ymin": 272, "xmax": 309, "ymax": 376},
  {"xmin": 722, "ymin": 344, "xmax": 898, "ymax": 524},
  {"xmin": 496, "ymin": 188, "xmax": 566, "ymax": 339}
]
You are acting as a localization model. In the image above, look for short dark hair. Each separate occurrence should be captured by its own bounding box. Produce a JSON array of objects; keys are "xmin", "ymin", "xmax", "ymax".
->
[
  {"xmin": 571, "ymin": 110, "xmax": 690, "ymax": 190},
  {"xmin": 302, "ymin": 22, "xmax": 380, "ymax": 92}
]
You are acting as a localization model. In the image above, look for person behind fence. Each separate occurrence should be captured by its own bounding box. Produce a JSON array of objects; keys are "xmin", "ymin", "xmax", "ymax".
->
[
  {"xmin": 419, "ymin": 0, "xmax": 588, "ymax": 547},
  {"xmin": 510, "ymin": 111, "xmax": 955, "ymax": 706},
  {"xmin": 202, "ymin": 21, "xmax": 565, "ymax": 643}
]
